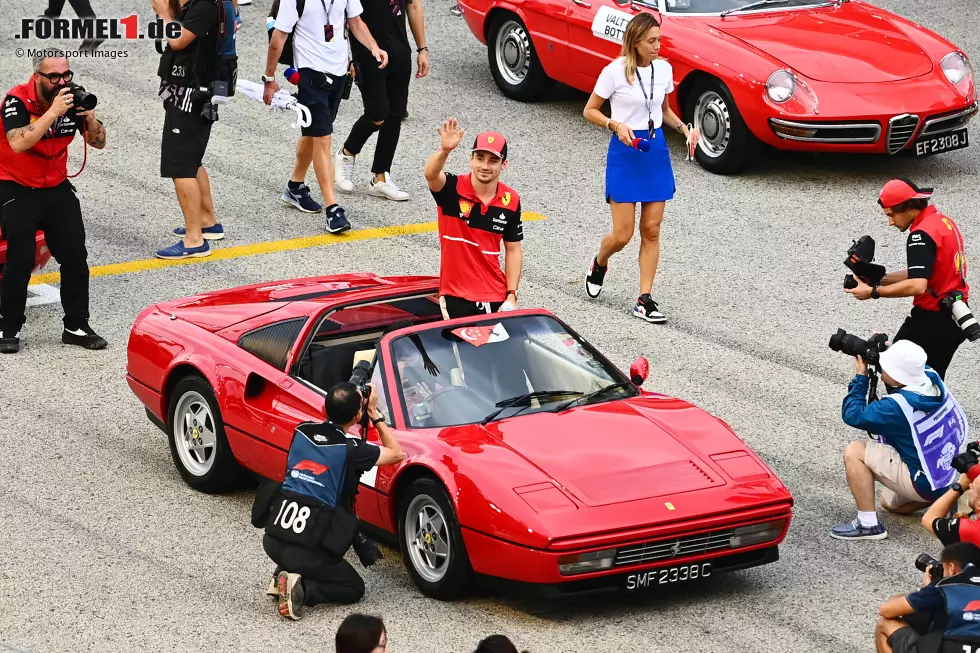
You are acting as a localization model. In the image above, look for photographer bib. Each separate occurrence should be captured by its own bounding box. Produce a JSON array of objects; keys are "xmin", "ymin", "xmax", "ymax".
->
[{"xmin": 887, "ymin": 389, "xmax": 968, "ymax": 491}]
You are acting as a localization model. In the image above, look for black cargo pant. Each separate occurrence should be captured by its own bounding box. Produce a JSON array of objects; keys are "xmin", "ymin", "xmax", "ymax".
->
[
  {"xmin": 343, "ymin": 54, "xmax": 412, "ymax": 174},
  {"xmin": 263, "ymin": 534, "xmax": 365, "ymax": 605},
  {"xmin": 0, "ymin": 179, "xmax": 90, "ymax": 333},
  {"xmin": 894, "ymin": 306, "xmax": 966, "ymax": 379}
]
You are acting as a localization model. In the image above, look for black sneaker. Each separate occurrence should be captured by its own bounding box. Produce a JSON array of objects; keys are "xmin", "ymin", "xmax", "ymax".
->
[
  {"xmin": 0, "ymin": 329, "xmax": 21, "ymax": 354},
  {"xmin": 63, "ymin": 324, "xmax": 108, "ymax": 350},
  {"xmin": 282, "ymin": 182, "xmax": 322, "ymax": 213},
  {"xmin": 633, "ymin": 294, "xmax": 666, "ymax": 323},
  {"xmin": 325, "ymin": 204, "xmax": 351, "ymax": 234},
  {"xmin": 585, "ymin": 255, "xmax": 607, "ymax": 298}
]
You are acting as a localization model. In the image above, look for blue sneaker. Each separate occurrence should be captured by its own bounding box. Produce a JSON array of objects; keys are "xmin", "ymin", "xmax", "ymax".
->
[
  {"xmin": 172, "ymin": 223, "xmax": 225, "ymax": 240},
  {"xmin": 282, "ymin": 183, "xmax": 322, "ymax": 213},
  {"xmin": 155, "ymin": 240, "xmax": 211, "ymax": 260},
  {"xmin": 326, "ymin": 204, "xmax": 351, "ymax": 234},
  {"xmin": 829, "ymin": 518, "xmax": 887, "ymax": 540}
]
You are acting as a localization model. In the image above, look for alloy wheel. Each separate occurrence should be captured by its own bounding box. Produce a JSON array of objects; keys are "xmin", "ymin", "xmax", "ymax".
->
[
  {"xmin": 173, "ymin": 391, "xmax": 217, "ymax": 477},
  {"xmin": 495, "ymin": 20, "xmax": 532, "ymax": 87},
  {"xmin": 405, "ymin": 494, "xmax": 452, "ymax": 583}
]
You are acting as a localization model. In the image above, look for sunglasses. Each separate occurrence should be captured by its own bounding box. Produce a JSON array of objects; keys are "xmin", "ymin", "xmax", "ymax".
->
[{"xmin": 38, "ymin": 70, "xmax": 74, "ymax": 83}]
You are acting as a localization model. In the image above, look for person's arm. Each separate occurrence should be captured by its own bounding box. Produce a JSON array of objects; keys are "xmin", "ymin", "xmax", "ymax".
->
[
  {"xmin": 846, "ymin": 232, "xmax": 934, "ymax": 300},
  {"xmin": 405, "ymin": 0, "xmax": 428, "ymax": 77},
  {"xmin": 879, "ymin": 595, "xmax": 917, "ymax": 620},
  {"xmin": 3, "ymin": 93, "xmax": 65, "ymax": 153},
  {"xmin": 840, "ymin": 358, "xmax": 906, "ymax": 434},
  {"xmin": 76, "ymin": 109, "xmax": 106, "ymax": 149},
  {"xmin": 661, "ymin": 90, "xmax": 697, "ymax": 148},
  {"xmin": 923, "ymin": 474, "xmax": 970, "ymax": 537},
  {"xmin": 880, "ymin": 269, "xmax": 909, "ymax": 286},
  {"xmin": 367, "ymin": 384, "xmax": 405, "ymax": 465},
  {"xmin": 347, "ymin": 16, "xmax": 388, "ymax": 68},
  {"xmin": 424, "ymin": 118, "xmax": 464, "ymax": 192},
  {"xmin": 152, "ymin": 0, "xmax": 206, "ymax": 50}
]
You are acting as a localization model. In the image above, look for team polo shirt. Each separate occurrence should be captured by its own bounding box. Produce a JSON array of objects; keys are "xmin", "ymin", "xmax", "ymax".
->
[
  {"xmin": 431, "ymin": 172, "xmax": 523, "ymax": 302},
  {"xmin": 933, "ymin": 515, "xmax": 980, "ymax": 546}
]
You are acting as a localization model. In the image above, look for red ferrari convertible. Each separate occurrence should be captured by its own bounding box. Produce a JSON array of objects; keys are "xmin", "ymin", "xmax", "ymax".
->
[
  {"xmin": 0, "ymin": 233, "xmax": 52, "ymax": 279},
  {"xmin": 126, "ymin": 273, "xmax": 793, "ymax": 598},
  {"xmin": 456, "ymin": 0, "xmax": 977, "ymax": 173}
]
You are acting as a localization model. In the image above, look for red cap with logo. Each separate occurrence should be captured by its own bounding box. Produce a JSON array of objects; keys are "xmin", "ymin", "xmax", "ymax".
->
[
  {"xmin": 878, "ymin": 178, "xmax": 933, "ymax": 208},
  {"xmin": 472, "ymin": 131, "xmax": 507, "ymax": 160}
]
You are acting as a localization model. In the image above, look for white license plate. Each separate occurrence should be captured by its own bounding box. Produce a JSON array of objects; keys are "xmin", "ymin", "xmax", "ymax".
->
[
  {"xmin": 625, "ymin": 562, "xmax": 711, "ymax": 590},
  {"xmin": 914, "ymin": 128, "xmax": 969, "ymax": 156}
]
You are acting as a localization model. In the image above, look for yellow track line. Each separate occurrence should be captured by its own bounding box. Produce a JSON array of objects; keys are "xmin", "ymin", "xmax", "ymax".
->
[{"xmin": 30, "ymin": 212, "xmax": 547, "ymax": 286}]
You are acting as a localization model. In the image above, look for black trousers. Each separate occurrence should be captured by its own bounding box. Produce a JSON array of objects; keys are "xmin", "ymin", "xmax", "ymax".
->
[
  {"xmin": 343, "ymin": 56, "xmax": 411, "ymax": 174},
  {"xmin": 263, "ymin": 535, "xmax": 364, "ymax": 605},
  {"xmin": 894, "ymin": 306, "xmax": 966, "ymax": 379},
  {"xmin": 0, "ymin": 180, "xmax": 89, "ymax": 333},
  {"xmin": 44, "ymin": 0, "xmax": 96, "ymax": 17}
]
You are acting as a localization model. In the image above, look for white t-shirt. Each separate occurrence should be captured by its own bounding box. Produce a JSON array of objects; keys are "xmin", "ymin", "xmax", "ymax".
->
[
  {"xmin": 594, "ymin": 57, "xmax": 674, "ymax": 131},
  {"xmin": 274, "ymin": 0, "xmax": 363, "ymax": 76}
]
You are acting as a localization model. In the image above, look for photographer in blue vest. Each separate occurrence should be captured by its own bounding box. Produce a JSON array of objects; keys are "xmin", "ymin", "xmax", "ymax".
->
[
  {"xmin": 877, "ymin": 542, "xmax": 980, "ymax": 653},
  {"xmin": 831, "ymin": 340, "xmax": 968, "ymax": 541},
  {"xmin": 251, "ymin": 381, "xmax": 404, "ymax": 620}
]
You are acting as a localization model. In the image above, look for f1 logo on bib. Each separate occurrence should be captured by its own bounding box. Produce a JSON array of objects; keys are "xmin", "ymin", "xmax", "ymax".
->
[{"xmin": 591, "ymin": 6, "xmax": 633, "ymax": 44}]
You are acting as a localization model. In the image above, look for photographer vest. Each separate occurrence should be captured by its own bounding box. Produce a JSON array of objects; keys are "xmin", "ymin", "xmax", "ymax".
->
[
  {"xmin": 261, "ymin": 422, "xmax": 360, "ymax": 557},
  {"xmin": 911, "ymin": 206, "xmax": 970, "ymax": 312},
  {"xmin": 0, "ymin": 79, "xmax": 80, "ymax": 188},
  {"xmin": 936, "ymin": 566, "xmax": 980, "ymax": 652},
  {"xmin": 886, "ymin": 382, "xmax": 968, "ymax": 492}
]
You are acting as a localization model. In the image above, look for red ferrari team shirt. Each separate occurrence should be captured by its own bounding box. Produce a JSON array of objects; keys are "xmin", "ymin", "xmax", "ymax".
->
[
  {"xmin": 933, "ymin": 515, "xmax": 980, "ymax": 546},
  {"xmin": 430, "ymin": 172, "xmax": 523, "ymax": 302},
  {"xmin": 908, "ymin": 206, "xmax": 969, "ymax": 311}
]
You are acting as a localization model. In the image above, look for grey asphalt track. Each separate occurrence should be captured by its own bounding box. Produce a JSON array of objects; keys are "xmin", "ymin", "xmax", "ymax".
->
[{"xmin": 0, "ymin": 0, "xmax": 978, "ymax": 651}]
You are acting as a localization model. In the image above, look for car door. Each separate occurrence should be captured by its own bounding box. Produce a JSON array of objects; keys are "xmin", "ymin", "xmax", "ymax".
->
[{"xmin": 566, "ymin": 0, "xmax": 640, "ymax": 87}]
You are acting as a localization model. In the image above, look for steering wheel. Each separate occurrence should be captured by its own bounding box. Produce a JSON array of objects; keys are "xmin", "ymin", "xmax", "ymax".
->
[{"xmin": 421, "ymin": 385, "xmax": 490, "ymax": 423}]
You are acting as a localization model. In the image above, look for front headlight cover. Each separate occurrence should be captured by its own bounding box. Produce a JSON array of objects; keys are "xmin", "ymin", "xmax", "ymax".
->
[
  {"xmin": 766, "ymin": 70, "xmax": 796, "ymax": 103},
  {"xmin": 942, "ymin": 52, "xmax": 970, "ymax": 85},
  {"xmin": 730, "ymin": 519, "xmax": 787, "ymax": 548},
  {"xmin": 558, "ymin": 548, "xmax": 616, "ymax": 575}
]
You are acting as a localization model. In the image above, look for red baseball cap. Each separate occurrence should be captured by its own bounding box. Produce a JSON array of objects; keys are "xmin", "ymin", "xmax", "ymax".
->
[
  {"xmin": 472, "ymin": 131, "xmax": 507, "ymax": 160},
  {"xmin": 878, "ymin": 178, "xmax": 933, "ymax": 208}
]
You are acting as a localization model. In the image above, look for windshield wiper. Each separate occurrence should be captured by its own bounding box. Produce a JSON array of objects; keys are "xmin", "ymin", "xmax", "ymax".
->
[
  {"xmin": 481, "ymin": 390, "xmax": 582, "ymax": 425},
  {"xmin": 553, "ymin": 381, "xmax": 634, "ymax": 412},
  {"xmin": 720, "ymin": 0, "xmax": 789, "ymax": 17}
]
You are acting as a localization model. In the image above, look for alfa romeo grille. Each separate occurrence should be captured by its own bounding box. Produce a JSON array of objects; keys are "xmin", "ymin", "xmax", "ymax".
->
[
  {"xmin": 887, "ymin": 114, "xmax": 920, "ymax": 154},
  {"xmin": 615, "ymin": 529, "xmax": 734, "ymax": 567}
]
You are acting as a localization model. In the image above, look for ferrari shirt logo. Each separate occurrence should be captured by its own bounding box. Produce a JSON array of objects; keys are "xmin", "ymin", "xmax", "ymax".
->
[
  {"xmin": 458, "ymin": 200, "xmax": 473, "ymax": 217},
  {"xmin": 664, "ymin": 502, "xmax": 675, "ymax": 511},
  {"xmin": 502, "ymin": 192, "xmax": 511, "ymax": 206},
  {"xmin": 943, "ymin": 218, "xmax": 954, "ymax": 231},
  {"xmin": 487, "ymin": 136, "xmax": 495, "ymax": 143}
]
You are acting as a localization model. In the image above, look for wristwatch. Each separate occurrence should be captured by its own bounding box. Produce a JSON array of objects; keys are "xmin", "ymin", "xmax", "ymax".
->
[
  {"xmin": 261, "ymin": 74, "xmax": 275, "ymax": 83},
  {"xmin": 871, "ymin": 286, "xmax": 880, "ymax": 299},
  {"xmin": 417, "ymin": 46, "xmax": 428, "ymax": 53},
  {"xmin": 507, "ymin": 289, "xmax": 517, "ymax": 299},
  {"xmin": 371, "ymin": 415, "xmax": 386, "ymax": 426},
  {"xmin": 952, "ymin": 482, "xmax": 965, "ymax": 494}
]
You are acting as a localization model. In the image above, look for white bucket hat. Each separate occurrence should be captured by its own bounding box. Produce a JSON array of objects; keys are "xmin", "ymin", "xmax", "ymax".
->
[{"xmin": 878, "ymin": 340, "xmax": 930, "ymax": 387}]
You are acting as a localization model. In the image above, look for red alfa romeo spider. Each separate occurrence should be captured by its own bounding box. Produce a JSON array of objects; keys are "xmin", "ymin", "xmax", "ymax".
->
[
  {"xmin": 456, "ymin": 0, "xmax": 977, "ymax": 173},
  {"xmin": 126, "ymin": 273, "xmax": 793, "ymax": 598}
]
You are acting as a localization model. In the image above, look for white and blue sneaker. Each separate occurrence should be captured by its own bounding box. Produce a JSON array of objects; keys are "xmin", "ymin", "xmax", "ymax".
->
[
  {"xmin": 173, "ymin": 223, "xmax": 225, "ymax": 240},
  {"xmin": 325, "ymin": 204, "xmax": 351, "ymax": 234},
  {"xmin": 829, "ymin": 518, "xmax": 888, "ymax": 540},
  {"xmin": 633, "ymin": 294, "xmax": 666, "ymax": 323},
  {"xmin": 155, "ymin": 240, "xmax": 211, "ymax": 260},
  {"xmin": 282, "ymin": 182, "xmax": 322, "ymax": 213}
]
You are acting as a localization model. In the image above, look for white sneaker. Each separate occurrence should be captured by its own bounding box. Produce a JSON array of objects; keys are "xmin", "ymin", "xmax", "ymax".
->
[
  {"xmin": 367, "ymin": 172, "xmax": 410, "ymax": 201},
  {"xmin": 238, "ymin": 0, "xmax": 252, "ymax": 5},
  {"xmin": 335, "ymin": 149, "xmax": 355, "ymax": 193}
]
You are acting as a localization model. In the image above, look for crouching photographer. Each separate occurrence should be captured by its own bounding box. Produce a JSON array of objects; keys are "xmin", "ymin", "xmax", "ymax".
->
[
  {"xmin": 251, "ymin": 379, "xmax": 405, "ymax": 620},
  {"xmin": 876, "ymin": 542, "xmax": 980, "ymax": 653},
  {"xmin": 830, "ymin": 337, "xmax": 968, "ymax": 540},
  {"xmin": 923, "ymin": 447, "xmax": 980, "ymax": 546}
]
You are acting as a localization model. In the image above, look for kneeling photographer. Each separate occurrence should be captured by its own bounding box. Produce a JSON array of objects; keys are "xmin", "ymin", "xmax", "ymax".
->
[
  {"xmin": 830, "ymin": 337, "xmax": 968, "ymax": 540},
  {"xmin": 251, "ymin": 379, "xmax": 405, "ymax": 620},
  {"xmin": 843, "ymin": 179, "xmax": 975, "ymax": 379},
  {"xmin": 923, "ymin": 450, "xmax": 980, "ymax": 546},
  {"xmin": 876, "ymin": 542, "xmax": 980, "ymax": 653}
]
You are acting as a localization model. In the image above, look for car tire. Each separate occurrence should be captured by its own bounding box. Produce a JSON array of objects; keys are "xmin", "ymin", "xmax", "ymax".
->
[
  {"xmin": 685, "ymin": 79, "xmax": 757, "ymax": 175},
  {"xmin": 167, "ymin": 375, "xmax": 242, "ymax": 493},
  {"xmin": 487, "ymin": 14, "xmax": 554, "ymax": 101},
  {"xmin": 399, "ymin": 478, "xmax": 472, "ymax": 600}
]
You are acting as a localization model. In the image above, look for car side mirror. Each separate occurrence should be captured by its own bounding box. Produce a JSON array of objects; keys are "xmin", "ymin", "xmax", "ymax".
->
[{"xmin": 629, "ymin": 356, "xmax": 649, "ymax": 385}]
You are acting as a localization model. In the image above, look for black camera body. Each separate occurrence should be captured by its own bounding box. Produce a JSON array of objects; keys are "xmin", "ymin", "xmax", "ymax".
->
[
  {"xmin": 843, "ymin": 235, "xmax": 887, "ymax": 289},
  {"xmin": 916, "ymin": 553, "xmax": 944, "ymax": 583},
  {"xmin": 829, "ymin": 329, "xmax": 889, "ymax": 366},
  {"xmin": 953, "ymin": 442, "xmax": 980, "ymax": 475},
  {"xmin": 349, "ymin": 359, "xmax": 372, "ymax": 400},
  {"xmin": 66, "ymin": 83, "xmax": 97, "ymax": 111}
]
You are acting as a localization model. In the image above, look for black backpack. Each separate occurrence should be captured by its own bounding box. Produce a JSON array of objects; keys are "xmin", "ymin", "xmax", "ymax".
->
[{"xmin": 268, "ymin": 0, "xmax": 307, "ymax": 67}]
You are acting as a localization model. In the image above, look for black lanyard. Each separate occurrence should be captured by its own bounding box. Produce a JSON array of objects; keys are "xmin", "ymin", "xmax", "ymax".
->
[
  {"xmin": 320, "ymin": 0, "xmax": 337, "ymax": 27},
  {"xmin": 636, "ymin": 65, "xmax": 656, "ymax": 135}
]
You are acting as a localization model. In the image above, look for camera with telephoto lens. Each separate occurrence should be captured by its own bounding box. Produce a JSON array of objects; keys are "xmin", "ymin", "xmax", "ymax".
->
[
  {"xmin": 352, "ymin": 530, "xmax": 383, "ymax": 566},
  {"xmin": 953, "ymin": 442, "xmax": 980, "ymax": 476},
  {"xmin": 916, "ymin": 553, "xmax": 944, "ymax": 583},
  {"xmin": 349, "ymin": 360, "xmax": 372, "ymax": 401},
  {"xmin": 843, "ymin": 235, "xmax": 887, "ymax": 290},
  {"xmin": 829, "ymin": 329, "xmax": 889, "ymax": 366},
  {"xmin": 940, "ymin": 292, "xmax": 980, "ymax": 342},
  {"xmin": 66, "ymin": 83, "xmax": 97, "ymax": 111}
]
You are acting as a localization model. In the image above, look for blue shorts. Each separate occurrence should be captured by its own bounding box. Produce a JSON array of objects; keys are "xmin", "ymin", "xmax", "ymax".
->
[
  {"xmin": 297, "ymin": 68, "xmax": 346, "ymax": 137},
  {"xmin": 605, "ymin": 128, "xmax": 675, "ymax": 203}
]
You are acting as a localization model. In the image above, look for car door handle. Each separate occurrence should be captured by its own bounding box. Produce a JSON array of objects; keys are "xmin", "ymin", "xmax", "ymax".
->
[{"xmin": 573, "ymin": 0, "xmax": 592, "ymax": 7}]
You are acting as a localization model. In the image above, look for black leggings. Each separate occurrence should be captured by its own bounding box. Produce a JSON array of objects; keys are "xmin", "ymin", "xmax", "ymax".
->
[
  {"xmin": 0, "ymin": 180, "xmax": 90, "ymax": 333},
  {"xmin": 343, "ymin": 57, "xmax": 411, "ymax": 174},
  {"xmin": 263, "ymin": 535, "xmax": 365, "ymax": 605},
  {"xmin": 45, "ymin": 0, "xmax": 97, "ymax": 17},
  {"xmin": 894, "ymin": 306, "xmax": 966, "ymax": 379}
]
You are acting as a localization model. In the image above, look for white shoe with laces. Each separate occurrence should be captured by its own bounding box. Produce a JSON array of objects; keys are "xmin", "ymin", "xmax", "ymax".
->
[
  {"xmin": 367, "ymin": 172, "xmax": 409, "ymax": 201},
  {"xmin": 334, "ymin": 150, "xmax": 355, "ymax": 193}
]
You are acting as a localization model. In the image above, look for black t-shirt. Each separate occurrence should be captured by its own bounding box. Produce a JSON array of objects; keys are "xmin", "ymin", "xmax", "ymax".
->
[
  {"xmin": 908, "ymin": 230, "xmax": 938, "ymax": 280},
  {"xmin": 351, "ymin": 0, "xmax": 410, "ymax": 62},
  {"xmin": 2, "ymin": 96, "xmax": 85, "ymax": 137},
  {"xmin": 933, "ymin": 515, "xmax": 980, "ymax": 546},
  {"xmin": 158, "ymin": 0, "xmax": 220, "ymax": 87}
]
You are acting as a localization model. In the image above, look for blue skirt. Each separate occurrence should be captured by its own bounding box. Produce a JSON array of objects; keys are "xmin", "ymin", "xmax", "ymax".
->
[{"xmin": 605, "ymin": 128, "xmax": 675, "ymax": 203}]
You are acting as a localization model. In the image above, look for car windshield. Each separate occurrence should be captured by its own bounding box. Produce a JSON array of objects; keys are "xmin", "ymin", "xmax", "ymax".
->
[
  {"xmin": 388, "ymin": 315, "xmax": 633, "ymax": 428},
  {"xmin": 664, "ymin": 0, "xmax": 830, "ymax": 14}
]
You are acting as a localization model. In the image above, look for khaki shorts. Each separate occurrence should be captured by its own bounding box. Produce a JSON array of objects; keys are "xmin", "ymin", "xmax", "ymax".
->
[{"xmin": 865, "ymin": 441, "xmax": 929, "ymax": 512}]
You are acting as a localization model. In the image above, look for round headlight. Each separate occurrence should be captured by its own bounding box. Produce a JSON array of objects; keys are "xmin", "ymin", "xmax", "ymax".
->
[
  {"xmin": 941, "ymin": 52, "xmax": 970, "ymax": 85},
  {"xmin": 766, "ymin": 70, "xmax": 796, "ymax": 103}
]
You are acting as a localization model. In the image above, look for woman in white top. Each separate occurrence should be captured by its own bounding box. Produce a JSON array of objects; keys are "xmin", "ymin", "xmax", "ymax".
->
[{"xmin": 582, "ymin": 13, "xmax": 698, "ymax": 324}]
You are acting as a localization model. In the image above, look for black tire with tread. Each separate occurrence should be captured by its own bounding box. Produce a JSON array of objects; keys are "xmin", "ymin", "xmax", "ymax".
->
[
  {"xmin": 166, "ymin": 375, "xmax": 243, "ymax": 494},
  {"xmin": 487, "ymin": 13, "xmax": 554, "ymax": 102},
  {"xmin": 685, "ymin": 78, "xmax": 757, "ymax": 175},
  {"xmin": 399, "ymin": 477, "xmax": 473, "ymax": 600}
]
